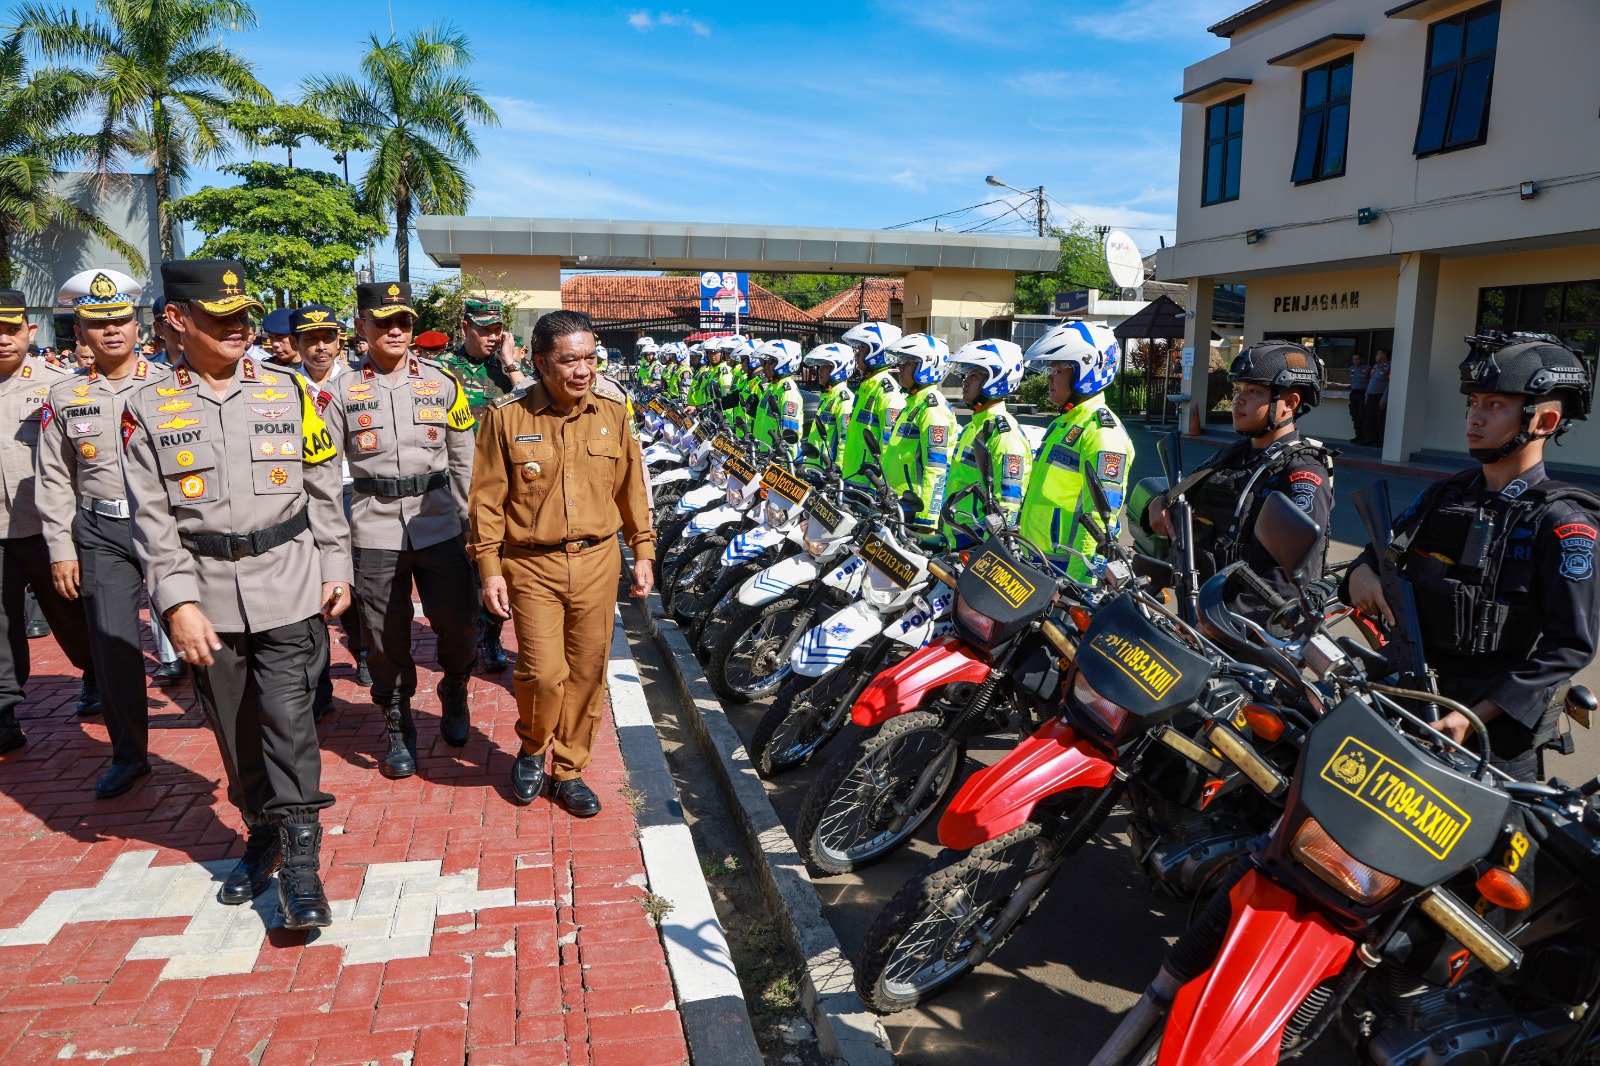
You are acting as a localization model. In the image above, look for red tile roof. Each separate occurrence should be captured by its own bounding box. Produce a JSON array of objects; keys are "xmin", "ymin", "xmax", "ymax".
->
[
  {"xmin": 562, "ymin": 274, "xmax": 816, "ymax": 326},
  {"xmin": 809, "ymin": 278, "xmax": 905, "ymax": 323}
]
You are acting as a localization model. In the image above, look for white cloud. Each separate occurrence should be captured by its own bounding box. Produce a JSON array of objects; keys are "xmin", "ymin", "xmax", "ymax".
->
[
  {"xmin": 1068, "ymin": 0, "xmax": 1240, "ymax": 43},
  {"xmin": 626, "ymin": 9, "xmax": 711, "ymax": 36}
]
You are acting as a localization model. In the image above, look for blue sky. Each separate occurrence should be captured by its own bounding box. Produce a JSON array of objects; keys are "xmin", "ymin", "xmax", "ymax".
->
[{"xmin": 193, "ymin": 0, "xmax": 1245, "ymax": 279}]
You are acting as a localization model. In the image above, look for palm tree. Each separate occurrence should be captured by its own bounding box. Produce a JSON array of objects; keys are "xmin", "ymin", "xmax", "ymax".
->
[
  {"xmin": 16, "ymin": 0, "xmax": 271, "ymax": 260},
  {"xmin": 0, "ymin": 31, "xmax": 145, "ymax": 287},
  {"xmin": 303, "ymin": 24, "xmax": 497, "ymax": 282}
]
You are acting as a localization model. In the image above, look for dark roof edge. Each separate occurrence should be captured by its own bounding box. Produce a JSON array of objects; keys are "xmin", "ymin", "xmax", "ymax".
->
[{"xmin": 1207, "ymin": 0, "xmax": 1311, "ymax": 38}]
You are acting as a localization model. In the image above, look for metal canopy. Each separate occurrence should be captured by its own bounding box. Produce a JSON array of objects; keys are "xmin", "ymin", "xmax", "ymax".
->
[
  {"xmin": 416, "ymin": 215, "xmax": 1059, "ymax": 274},
  {"xmin": 1113, "ymin": 294, "xmax": 1190, "ymax": 340}
]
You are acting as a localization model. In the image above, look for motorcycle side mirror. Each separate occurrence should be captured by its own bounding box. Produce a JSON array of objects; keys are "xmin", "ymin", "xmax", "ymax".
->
[
  {"xmin": 1254, "ymin": 491, "xmax": 1321, "ymax": 586},
  {"xmin": 800, "ymin": 440, "xmax": 820, "ymax": 460},
  {"xmin": 972, "ymin": 435, "xmax": 994, "ymax": 486},
  {"xmin": 1567, "ymin": 685, "xmax": 1597, "ymax": 729},
  {"xmin": 782, "ymin": 429, "xmax": 799, "ymax": 445},
  {"xmin": 1131, "ymin": 554, "xmax": 1174, "ymax": 588},
  {"xmin": 865, "ymin": 431, "xmax": 882, "ymax": 458},
  {"xmin": 899, "ymin": 490, "xmax": 924, "ymax": 513}
]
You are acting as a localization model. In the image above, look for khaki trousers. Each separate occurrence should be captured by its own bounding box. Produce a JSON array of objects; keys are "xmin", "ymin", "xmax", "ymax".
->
[{"xmin": 503, "ymin": 538, "xmax": 620, "ymax": 780}]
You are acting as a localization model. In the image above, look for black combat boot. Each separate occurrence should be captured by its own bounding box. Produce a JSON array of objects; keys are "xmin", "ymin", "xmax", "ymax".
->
[
  {"xmin": 276, "ymin": 822, "xmax": 331, "ymax": 930},
  {"xmin": 219, "ymin": 818, "xmax": 282, "ymax": 904},
  {"xmin": 438, "ymin": 675, "xmax": 470, "ymax": 747},
  {"xmin": 477, "ymin": 618, "xmax": 509, "ymax": 673},
  {"xmin": 0, "ymin": 711, "xmax": 23, "ymax": 755},
  {"xmin": 76, "ymin": 674, "xmax": 101, "ymax": 717},
  {"xmin": 379, "ymin": 696, "xmax": 416, "ymax": 778}
]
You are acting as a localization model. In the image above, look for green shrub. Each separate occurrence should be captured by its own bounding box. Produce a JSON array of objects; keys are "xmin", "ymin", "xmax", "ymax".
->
[{"xmin": 1017, "ymin": 373, "xmax": 1058, "ymax": 412}]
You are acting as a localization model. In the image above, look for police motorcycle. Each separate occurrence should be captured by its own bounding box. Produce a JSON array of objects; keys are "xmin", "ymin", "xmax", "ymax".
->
[
  {"xmin": 647, "ymin": 405, "xmax": 722, "ymax": 527},
  {"xmin": 659, "ymin": 432, "xmax": 772, "ymax": 620},
  {"xmin": 1091, "ymin": 494, "xmax": 1600, "ymax": 1066},
  {"xmin": 653, "ymin": 412, "xmax": 741, "ymax": 552},
  {"xmin": 748, "ymin": 432, "xmax": 957, "ymax": 778},
  {"xmin": 793, "ymin": 439, "xmax": 1119, "ymax": 878}
]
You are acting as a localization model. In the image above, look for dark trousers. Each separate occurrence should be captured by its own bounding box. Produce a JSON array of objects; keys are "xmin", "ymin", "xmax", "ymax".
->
[
  {"xmin": 315, "ymin": 486, "xmax": 368, "ymax": 709},
  {"xmin": 353, "ymin": 535, "xmax": 478, "ymax": 706},
  {"xmin": 1348, "ymin": 388, "xmax": 1366, "ymax": 441},
  {"xmin": 74, "ymin": 511, "xmax": 149, "ymax": 766},
  {"xmin": 0, "ymin": 534, "xmax": 92, "ymax": 720},
  {"xmin": 1366, "ymin": 393, "xmax": 1388, "ymax": 447},
  {"xmin": 191, "ymin": 617, "xmax": 333, "ymax": 823}
]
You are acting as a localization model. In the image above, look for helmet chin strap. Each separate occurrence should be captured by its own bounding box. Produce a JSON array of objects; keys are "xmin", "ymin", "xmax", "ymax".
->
[
  {"xmin": 1239, "ymin": 386, "xmax": 1289, "ymax": 439},
  {"xmin": 1470, "ymin": 403, "xmax": 1539, "ymax": 463}
]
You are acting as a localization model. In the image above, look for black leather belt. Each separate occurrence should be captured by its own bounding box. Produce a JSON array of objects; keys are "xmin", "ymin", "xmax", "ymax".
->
[
  {"xmin": 516, "ymin": 537, "xmax": 604, "ymax": 555},
  {"xmin": 180, "ymin": 507, "xmax": 310, "ymax": 561},
  {"xmin": 352, "ymin": 471, "xmax": 450, "ymax": 498}
]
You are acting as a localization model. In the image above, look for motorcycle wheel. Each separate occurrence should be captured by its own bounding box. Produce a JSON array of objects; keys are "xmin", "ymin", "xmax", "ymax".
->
[
  {"xmin": 652, "ymin": 482, "xmax": 687, "ymax": 520},
  {"xmin": 751, "ymin": 657, "xmax": 862, "ymax": 777},
  {"xmin": 660, "ymin": 529, "xmax": 715, "ymax": 613},
  {"xmin": 690, "ymin": 556, "xmax": 770, "ymax": 649},
  {"xmin": 853, "ymin": 822, "xmax": 1047, "ymax": 1013},
  {"xmin": 669, "ymin": 537, "xmax": 729, "ymax": 624},
  {"xmin": 706, "ymin": 595, "xmax": 804, "ymax": 702},
  {"xmin": 798, "ymin": 710, "xmax": 964, "ymax": 877}
]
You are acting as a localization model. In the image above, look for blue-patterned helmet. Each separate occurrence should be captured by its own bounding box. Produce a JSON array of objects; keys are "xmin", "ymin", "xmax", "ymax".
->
[
  {"xmin": 951, "ymin": 338, "xmax": 1025, "ymax": 398},
  {"xmin": 887, "ymin": 333, "xmax": 950, "ymax": 386},
  {"xmin": 841, "ymin": 321, "xmax": 904, "ymax": 369},
  {"xmin": 758, "ymin": 339, "xmax": 802, "ymax": 377},
  {"xmin": 1024, "ymin": 321, "xmax": 1120, "ymax": 398},
  {"xmin": 804, "ymin": 342, "xmax": 855, "ymax": 384}
]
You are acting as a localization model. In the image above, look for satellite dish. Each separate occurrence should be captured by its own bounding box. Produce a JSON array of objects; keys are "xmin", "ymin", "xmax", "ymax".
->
[{"xmin": 1104, "ymin": 230, "xmax": 1145, "ymax": 292}]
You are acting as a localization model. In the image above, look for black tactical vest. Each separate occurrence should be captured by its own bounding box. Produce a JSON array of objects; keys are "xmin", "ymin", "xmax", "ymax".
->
[{"xmin": 1188, "ymin": 436, "xmax": 1336, "ymax": 577}]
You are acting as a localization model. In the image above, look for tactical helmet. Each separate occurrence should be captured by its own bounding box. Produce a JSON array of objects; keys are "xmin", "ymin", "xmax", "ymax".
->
[
  {"xmin": 1459, "ymin": 332, "xmax": 1593, "ymax": 461},
  {"xmin": 1227, "ymin": 340, "xmax": 1324, "ymax": 437}
]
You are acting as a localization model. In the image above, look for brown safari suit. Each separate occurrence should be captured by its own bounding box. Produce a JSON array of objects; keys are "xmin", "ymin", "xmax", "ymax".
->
[{"xmin": 467, "ymin": 377, "xmax": 654, "ymax": 779}]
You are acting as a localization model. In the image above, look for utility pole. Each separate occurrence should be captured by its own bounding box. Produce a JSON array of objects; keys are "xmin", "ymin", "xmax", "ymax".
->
[
  {"xmin": 858, "ymin": 277, "xmax": 868, "ymax": 322},
  {"xmin": 1036, "ymin": 186, "xmax": 1046, "ymax": 237}
]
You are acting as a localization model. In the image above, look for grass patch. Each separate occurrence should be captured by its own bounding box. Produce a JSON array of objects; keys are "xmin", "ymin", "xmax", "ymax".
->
[
  {"xmin": 640, "ymin": 891, "xmax": 674, "ymax": 925},
  {"xmin": 699, "ymin": 854, "xmax": 740, "ymax": 879}
]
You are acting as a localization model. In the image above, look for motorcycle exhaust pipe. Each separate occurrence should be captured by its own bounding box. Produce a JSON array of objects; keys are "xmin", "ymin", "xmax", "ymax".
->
[
  {"xmin": 1418, "ymin": 887, "xmax": 1522, "ymax": 974},
  {"xmin": 1088, "ymin": 966, "xmax": 1185, "ymax": 1066}
]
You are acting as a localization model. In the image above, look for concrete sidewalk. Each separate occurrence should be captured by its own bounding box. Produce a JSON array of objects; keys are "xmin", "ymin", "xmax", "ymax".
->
[{"xmin": 0, "ymin": 613, "xmax": 690, "ymax": 1065}]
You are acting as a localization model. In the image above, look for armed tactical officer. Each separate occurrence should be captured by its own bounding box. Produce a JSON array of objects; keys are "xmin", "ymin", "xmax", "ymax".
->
[
  {"xmin": 945, "ymin": 339, "xmax": 1032, "ymax": 545},
  {"xmin": 882, "ymin": 334, "xmax": 958, "ymax": 545},
  {"xmin": 1149, "ymin": 340, "xmax": 1335, "ymax": 608},
  {"xmin": 38, "ymin": 270, "xmax": 171, "ymax": 797},
  {"xmin": 1347, "ymin": 335, "xmax": 1600, "ymax": 781},
  {"xmin": 322, "ymin": 282, "xmax": 478, "ymax": 779},
  {"xmin": 1017, "ymin": 322, "xmax": 1135, "ymax": 581},
  {"xmin": 124, "ymin": 259, "xmax": 352, "ymax": 928},
  {"xmin": 803, "ymin": 342, "xmax": 855, "ymax": 468},
  {"xmin": 753, "ymin": 340, "xmax": 805, "ymax": 456},
  {"xmin": 839, "ymin": 321, "xmax": 905, "ymax": 483}
]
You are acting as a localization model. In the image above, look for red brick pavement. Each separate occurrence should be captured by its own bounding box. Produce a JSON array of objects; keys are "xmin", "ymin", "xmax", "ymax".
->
[{"xmin": 0, "ymin": 617, "xmax": 688, "ymax": 1065}]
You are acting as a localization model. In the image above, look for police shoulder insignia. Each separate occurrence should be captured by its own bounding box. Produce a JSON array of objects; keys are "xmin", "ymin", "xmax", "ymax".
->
[
  {"xmin": 1063, "ymin": 424, "xmax": 1084, "ymax": 446},
  {"xmin": 1096, "ymin": 408, "xmax": 1118, "ymax": 429},
  {"xmin": 1554, "ymin": 520, "xmax": 1597, "ymax": 582},
  {"xmin": 119, "ymin": 407, "xmax": 138, "ymax": 449},
  {"xmin": 491, "ymin": 391, "xmax": 522, "ymax": 409},
  {"xmin": 1097, "ymin": 451, "xmax": 1126, "ymax": 482}
]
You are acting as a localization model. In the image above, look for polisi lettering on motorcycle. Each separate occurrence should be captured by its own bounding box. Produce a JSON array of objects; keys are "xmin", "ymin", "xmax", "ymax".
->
[
  {"xmin": 1319, "ymin": 737, "xmax": 1472, "ymax": 860},
  {"xmin": 852, "ymin": 635, "xmax": 992, "ymax": 728},
  {"xmin": 761, "ymin": 463, "xmax": 810, "ymax": 507},
  {"xmin": 859, "ymin": 532, "xmax": 918, "ymax": 589},
  {"xmin": 968, "ymin": 550, "xmax": 1036, "ymax": 609},
  {"xmin": 938, "ymin": 717, "xmax": 1115, "ymax": 849}
]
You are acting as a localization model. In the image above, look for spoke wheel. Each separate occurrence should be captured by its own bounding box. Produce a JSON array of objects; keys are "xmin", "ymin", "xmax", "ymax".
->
[
  {"xmin": 799, "ymin": 710, "xmax": 964, "ymax": 876},
  {"xmin": 706, "ymin": 595, "xmax": 803, "ymax": 702},
  {"xmin": 750, "ymin": 658, "xmax": 862, "ymax": 777},
  {"xmin": 669, "ymin": 538, "xmax": 727, "ymax": 623}
]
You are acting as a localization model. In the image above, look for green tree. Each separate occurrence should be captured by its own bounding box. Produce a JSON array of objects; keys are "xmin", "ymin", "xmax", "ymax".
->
[
  {"xmin": 17, "ymin": 0, "xmax": 271, "ymax": 261},
  {"xmin": 0, "ymin": 30, "xmax": 145, "ymax": 286},
  {"xmin": 168, "ymin": 161, "xmax": 387, "ymax": 310},
  {"xmin": 302, "ymin": 24, "xmax": 498, "ymax": 283},
  {"xmin": 226, "ymin": 100, "xmax": 341, "ymax": 168},
  {"xmin": 1011, "ymin": 221, "xmax": 1117, "ymax": 314}
]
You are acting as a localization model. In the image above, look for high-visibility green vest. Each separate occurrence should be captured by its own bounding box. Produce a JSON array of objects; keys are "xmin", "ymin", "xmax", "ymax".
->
[
  {"xmin": 840, "ymin": 368, "xmax": 905, "ymax": 484},
  {"xmin": 1017, "ymin": 393, "xmax": 1134, "ymax": 582},
  {"xmin": 807, "ymin": 382, "xmax": 854, "ymax": 468},
  {"xmin": 945, "ymin": 400, "xmax": 1032, "ymax": 547},
  {"xmin": 883, "ymin": 385, "xmax": 959, "ymax": 541},
  {"xmin": 754, "ymin": 375, "xmax": 804, "ymax": 455}
]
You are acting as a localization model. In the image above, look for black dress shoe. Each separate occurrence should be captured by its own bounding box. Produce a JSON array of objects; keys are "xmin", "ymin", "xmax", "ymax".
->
[
  {"xmin": 478, "ymin": 620, "xmax": 510, "ymax": 673},
  {"xmin": 75, "ymin": 679, "xmax": 101, "ymax": 717},
  {"xmin": 150, "ymin": 660, "xmax": 186, "ymax": 686},
  {"xmin": 219, "ymin": 821, "xmax": 281, "ymax": 904},
  {"xmin": 25, "ymin": 619, "xmax": 49, "ymax": 639},
  {"xmin": 96, "ymin": 760, "xmax": 150, "ymax": 799},
  {"xmin": 550, "ymin": 777, "xmax": 602, "ymax": 818},
  {"xmin": 510, "ymin": 752, "xmax": 546, "ymax": 806},
  {"xmin": 0, "ymin": 718, "xmax": 24, "ymax": 755},
  {"xmin": 355, "ymin": 652, "xmax": 372, "ymax": 687}
]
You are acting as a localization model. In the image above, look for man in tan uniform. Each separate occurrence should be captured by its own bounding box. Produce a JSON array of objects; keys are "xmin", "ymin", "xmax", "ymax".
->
[
  {"xmin": 124, "ymin": 259, "xmax": 351, "ymax": 930},
  {"xmin": 0, "ymin": 290, "xmax": 97, "ymax": 757},
  {"xmin": 469, "ymin": 310, "xmax": 654, "ymax": 815},
  {"xmin": 38, "ymin": 270, "xmax": 171, "ymax": 798},
  {"xmin": 321, "ymin": 282, "xmax": 477, "ymax": 780}
]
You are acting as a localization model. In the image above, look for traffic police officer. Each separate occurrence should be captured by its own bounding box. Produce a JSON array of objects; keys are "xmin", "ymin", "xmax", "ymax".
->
[
  {"xmin": 802, "ymin": 342, "xmax": 855, "ymax": 468},
  {"xmin": 124, "ymin": 259, "xmax": 351, "ymax": 928},
  {"xmin": 1148, "ymin": 341, "xmax": 1335, "ymax": 608},
  {"xmin": 437, "ymin": 297, "xmax": 528, "ymax": 674},
  {"xmin": 1347, "ymin": 334, "xmax": 1600, "ymax": 781},
  {"xmin": 838, "ymin": 321, "xmax": 905, "ymax": 483},
  {"xmin": 38, "ymin": 270, "xmax": 170, "ymax": 797},
  {"xmin": 323, "ymin": 282, "xmax": 479, "ymax": 779},
  {"xmin": 882, "ymin": 334, "xmax": 958, "ymax": 545},
  {"xmin": 753, "ymin": 339, "xmax": 805, "ymax": 456},
  {"xmin": 635, "ymin": 338, "xmax": 658, "ymax": 388},
  {"xmin": 0, "ymin": 289, "xmax": 97, "ymax": 756},
  {"xmin": 945, "ymin": 339, "xmax": 1032, "ymax": 544},
  {"xmin": 468, "ymin": 310, "xmax": 655, "ymax": 815},
  {"xmin": 730, "ymin": 341, "xmax": 765, "ymax": 437},
  {"xmin": 1018, "ymin": 321, "xmax": 1135, "ymax": 581}
]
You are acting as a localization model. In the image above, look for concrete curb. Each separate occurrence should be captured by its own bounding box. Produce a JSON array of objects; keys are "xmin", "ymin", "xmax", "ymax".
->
[
  {"xmin": 632, "ymin": 591, "xmax": 895, "ymax": 1066},
  {"xmin": 607, "ymin": 607, "xmax": 764, "ymax": 1066}
]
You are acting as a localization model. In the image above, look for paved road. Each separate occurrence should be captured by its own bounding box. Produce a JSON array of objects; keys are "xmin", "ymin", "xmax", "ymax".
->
[{"xmin": 706, "ymin": 415, "xmax": 1600, "ymax": 1066}]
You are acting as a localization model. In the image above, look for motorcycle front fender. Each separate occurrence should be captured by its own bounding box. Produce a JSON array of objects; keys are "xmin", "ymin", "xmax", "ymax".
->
[
  {"xmin": 643, "ymin": 444, "xmax": 682, "ymax": 464},
  {"xmin": 676, "ymin": 482, "xmax": 723, "ymax": 514},
  {"xmin": 652, "ymin": 467, "xmax": 691, "ymax": 486},
  {"xmin": 852, "ymin": 636, "xmax": 990, "ymax": 728},
  {"xmin": 791, "ymin": 601, "xmax": 884, "ymax": 678},
  {"xmin": 686, "ymin": 504, "xmax": 743, "ymax": 537},
  {"xmin": 722, "ymin": 525, "xmax": 789, "ymax": 566},
  {"xmin": 738, "ymin": 554, "xmax": 824, "ymax": 607},
  {"xmin": 1158, "ymin": 870, "xmax": 1355, "ymax": 1066},
  {"xmin": 938, "ymin": 718, "xmax": 1115, "ymax": 850}
]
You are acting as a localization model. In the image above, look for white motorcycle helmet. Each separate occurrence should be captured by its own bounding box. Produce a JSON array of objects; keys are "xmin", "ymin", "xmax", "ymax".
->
[
  {"xmin": 758, "ymin": 339, "xmax": 803, "ymax": 377},
  {"xmin": 841, "ymin": 321, "xmax": 904, "ymax": 369},
  {"xmin": 744, "ymin": 340, "xmax": 765, "ymax": 373},
  {"xmin": 804, "ymin": 342, "xmax": 855, "ymax": 385},
  {"xmin": 1025, "ymin": 321, "xmax": 1121, "ymax": 398},
  {"xmin": 636, "ymin": 335, "xmax": 657, "ymax": 353},
  {"xmin": 673, "ymin": 343, "xmax": 691, "ymax": 364},
  {"xmin": 951, "ymin": 338, "xmax": 1025, "ymax": 398},
  {"xmin": 887, "ymin": 333, "xmax": 951, "ymax": 386}
]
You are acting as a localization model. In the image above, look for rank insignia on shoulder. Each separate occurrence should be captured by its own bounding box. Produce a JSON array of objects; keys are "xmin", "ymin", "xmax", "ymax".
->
[
  {"xmin": 1096, "ymin": 408, "xmax": 1118, "ymax": 428},
  {"xmin": 491, "ymin": 391, "xmax": 522, "ymax": 408},
  {"xmin": 591, "ymin": 377, "xmax": 625, "ymax": 403}
]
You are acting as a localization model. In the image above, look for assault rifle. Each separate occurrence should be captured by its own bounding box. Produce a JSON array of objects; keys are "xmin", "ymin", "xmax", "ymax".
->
[
  {"xmin": 1157, "ymin": 430, "xmax": 1205, "ymax": 625},
  {"xmin": 1351, "ymin": 481, "xmax": 1438, "ymax": 698}
]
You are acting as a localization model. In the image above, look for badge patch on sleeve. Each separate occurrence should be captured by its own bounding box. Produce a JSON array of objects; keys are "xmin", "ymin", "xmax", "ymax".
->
[
  {"xmin": 1556, "ymin": 522, "xmax": 1596, "ymax": 581},
  {"xmin": 930, "ymin": 425, "xmax": 948, "ymax": 446},
  {"xmin": 120, "ymin": 407, "xmax": 138, "ymax": 449},
  {"xmin": 785, "ymin": 401, "xmax": 798, "ymax": 417},
  {"xmin": 1004, "ymin": 454, "xmax": 1023, "ymax": 478},
  {"xmin": 1097, "ymin": 452, "xmax": 1125, "ymax": 481}
]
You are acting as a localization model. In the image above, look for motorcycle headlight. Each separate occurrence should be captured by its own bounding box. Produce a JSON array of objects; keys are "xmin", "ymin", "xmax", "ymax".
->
[
  {"xmin": 764, "ymin": 499, "xmax": 792, "ymax": 526},
  {"xmin": 726, "ymin": 483, "xmax": 742, "ymax": 505},
  {"xmin": 1072, "ymin": 671, "xmax": 1129, "ymax": 734},
  {"xmin": 710, "ymin": 465, "xmax": 729, "ymax": 488},
  {"xmin": 1291, "ymin": 817, "xmax": 1401, "ymax": 905},
  {"xmin": 863, "ymin": 567, "xmax": 899, "ymax": 606},
  {"xmin": 804, "ymin": 536, "xmax": 830, "ymax": 556},
  {"xmin": 953, "ymin": 597, "xmax": 996, "ymax": 642}
]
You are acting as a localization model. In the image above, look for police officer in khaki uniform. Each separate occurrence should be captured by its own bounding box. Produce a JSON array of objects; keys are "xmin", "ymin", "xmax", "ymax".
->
[
  {"xmin": 0, "ymin": 289, "xmax": 97, "ymax": 757},
  {"xmin": 321, "ymin": 282, "xmax": 477, "ymax": 780},
  {"xmin": 468, "ymin": 310, "xmax": 654, "ymax": 815},
  {"xmin": 38, "ymin": 271, "xmax": 171, "ymax": 797},
  {"xmin": 124, "ymin": 260, "xmax": 351, "ymax": 930}
]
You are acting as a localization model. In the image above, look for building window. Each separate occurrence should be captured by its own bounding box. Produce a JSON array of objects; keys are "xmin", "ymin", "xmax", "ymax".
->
[
  {"xmin": 1202, "ymin": 96, "xmax": 1245, "ymax": 206},
  {"xmin": 1414, "ymin": 1, "xmax": 1500, "ymax": 157},
  {"xmin": 1292, "ymin": 55, "xmax": 1352, "ymax": 184},
  {"xmin": 1478, "ymin": 280, "xmax": 1600, "ymax": 367},
  {"xmin": 1264, "ymin": 329, "xmax": 1394, "ymax": 388}
]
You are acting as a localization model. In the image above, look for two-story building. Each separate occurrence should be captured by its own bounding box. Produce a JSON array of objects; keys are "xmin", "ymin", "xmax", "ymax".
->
[{"xmin": 1159, "ymin": 0, "xmax": 1600, "ymax": 472}]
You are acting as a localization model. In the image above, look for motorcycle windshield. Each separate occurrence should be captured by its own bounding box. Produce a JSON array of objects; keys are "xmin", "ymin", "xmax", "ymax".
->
[
  {"xmin": 1289, "ymin": 696, "xmax": 1510, "ymax": 888},
  {"xmin": 1074, "ymin": 594, "xmax": 1211, "ymax": 719}
]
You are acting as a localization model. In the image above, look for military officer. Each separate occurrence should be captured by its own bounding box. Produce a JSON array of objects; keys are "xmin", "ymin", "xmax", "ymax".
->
[
  {"xmin": 0, "ymin": 290, "xmax": 97, "ymax": 757},
  {"xmin": 436, "ymin": 297, "xmax": 527, "ymax": 674},
  {"xmin": 468, "ymin": 310, "xmax": 654, "ymax": 815},
  {"xmin": 945, "ymin": 339, "xmax": 1032, "ymax": 545},
  {"xmin": 322, "ymin": 282, "xmax": 478, "ymax": 779},
  {"xmin": 838, "ymin": 321, "xmax": 905, "ymax": 483},
  {"xmin": 1017, "ymin": 322, "xmax": 1135, "ymax": 582},
  {"xmin": 124, "ymin": 259, "xmax": 351, "ymax": 928},
  {"xmin": 38, "ymin": 270, "xmax": 171, "ymax": 797},
  {"xmin": 881, "ymin": 334, "xmax": 959, "ymax": 545},
  {"xmin": 802, "ymin": 342, "xmax": 855, "ymax": 468}
]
